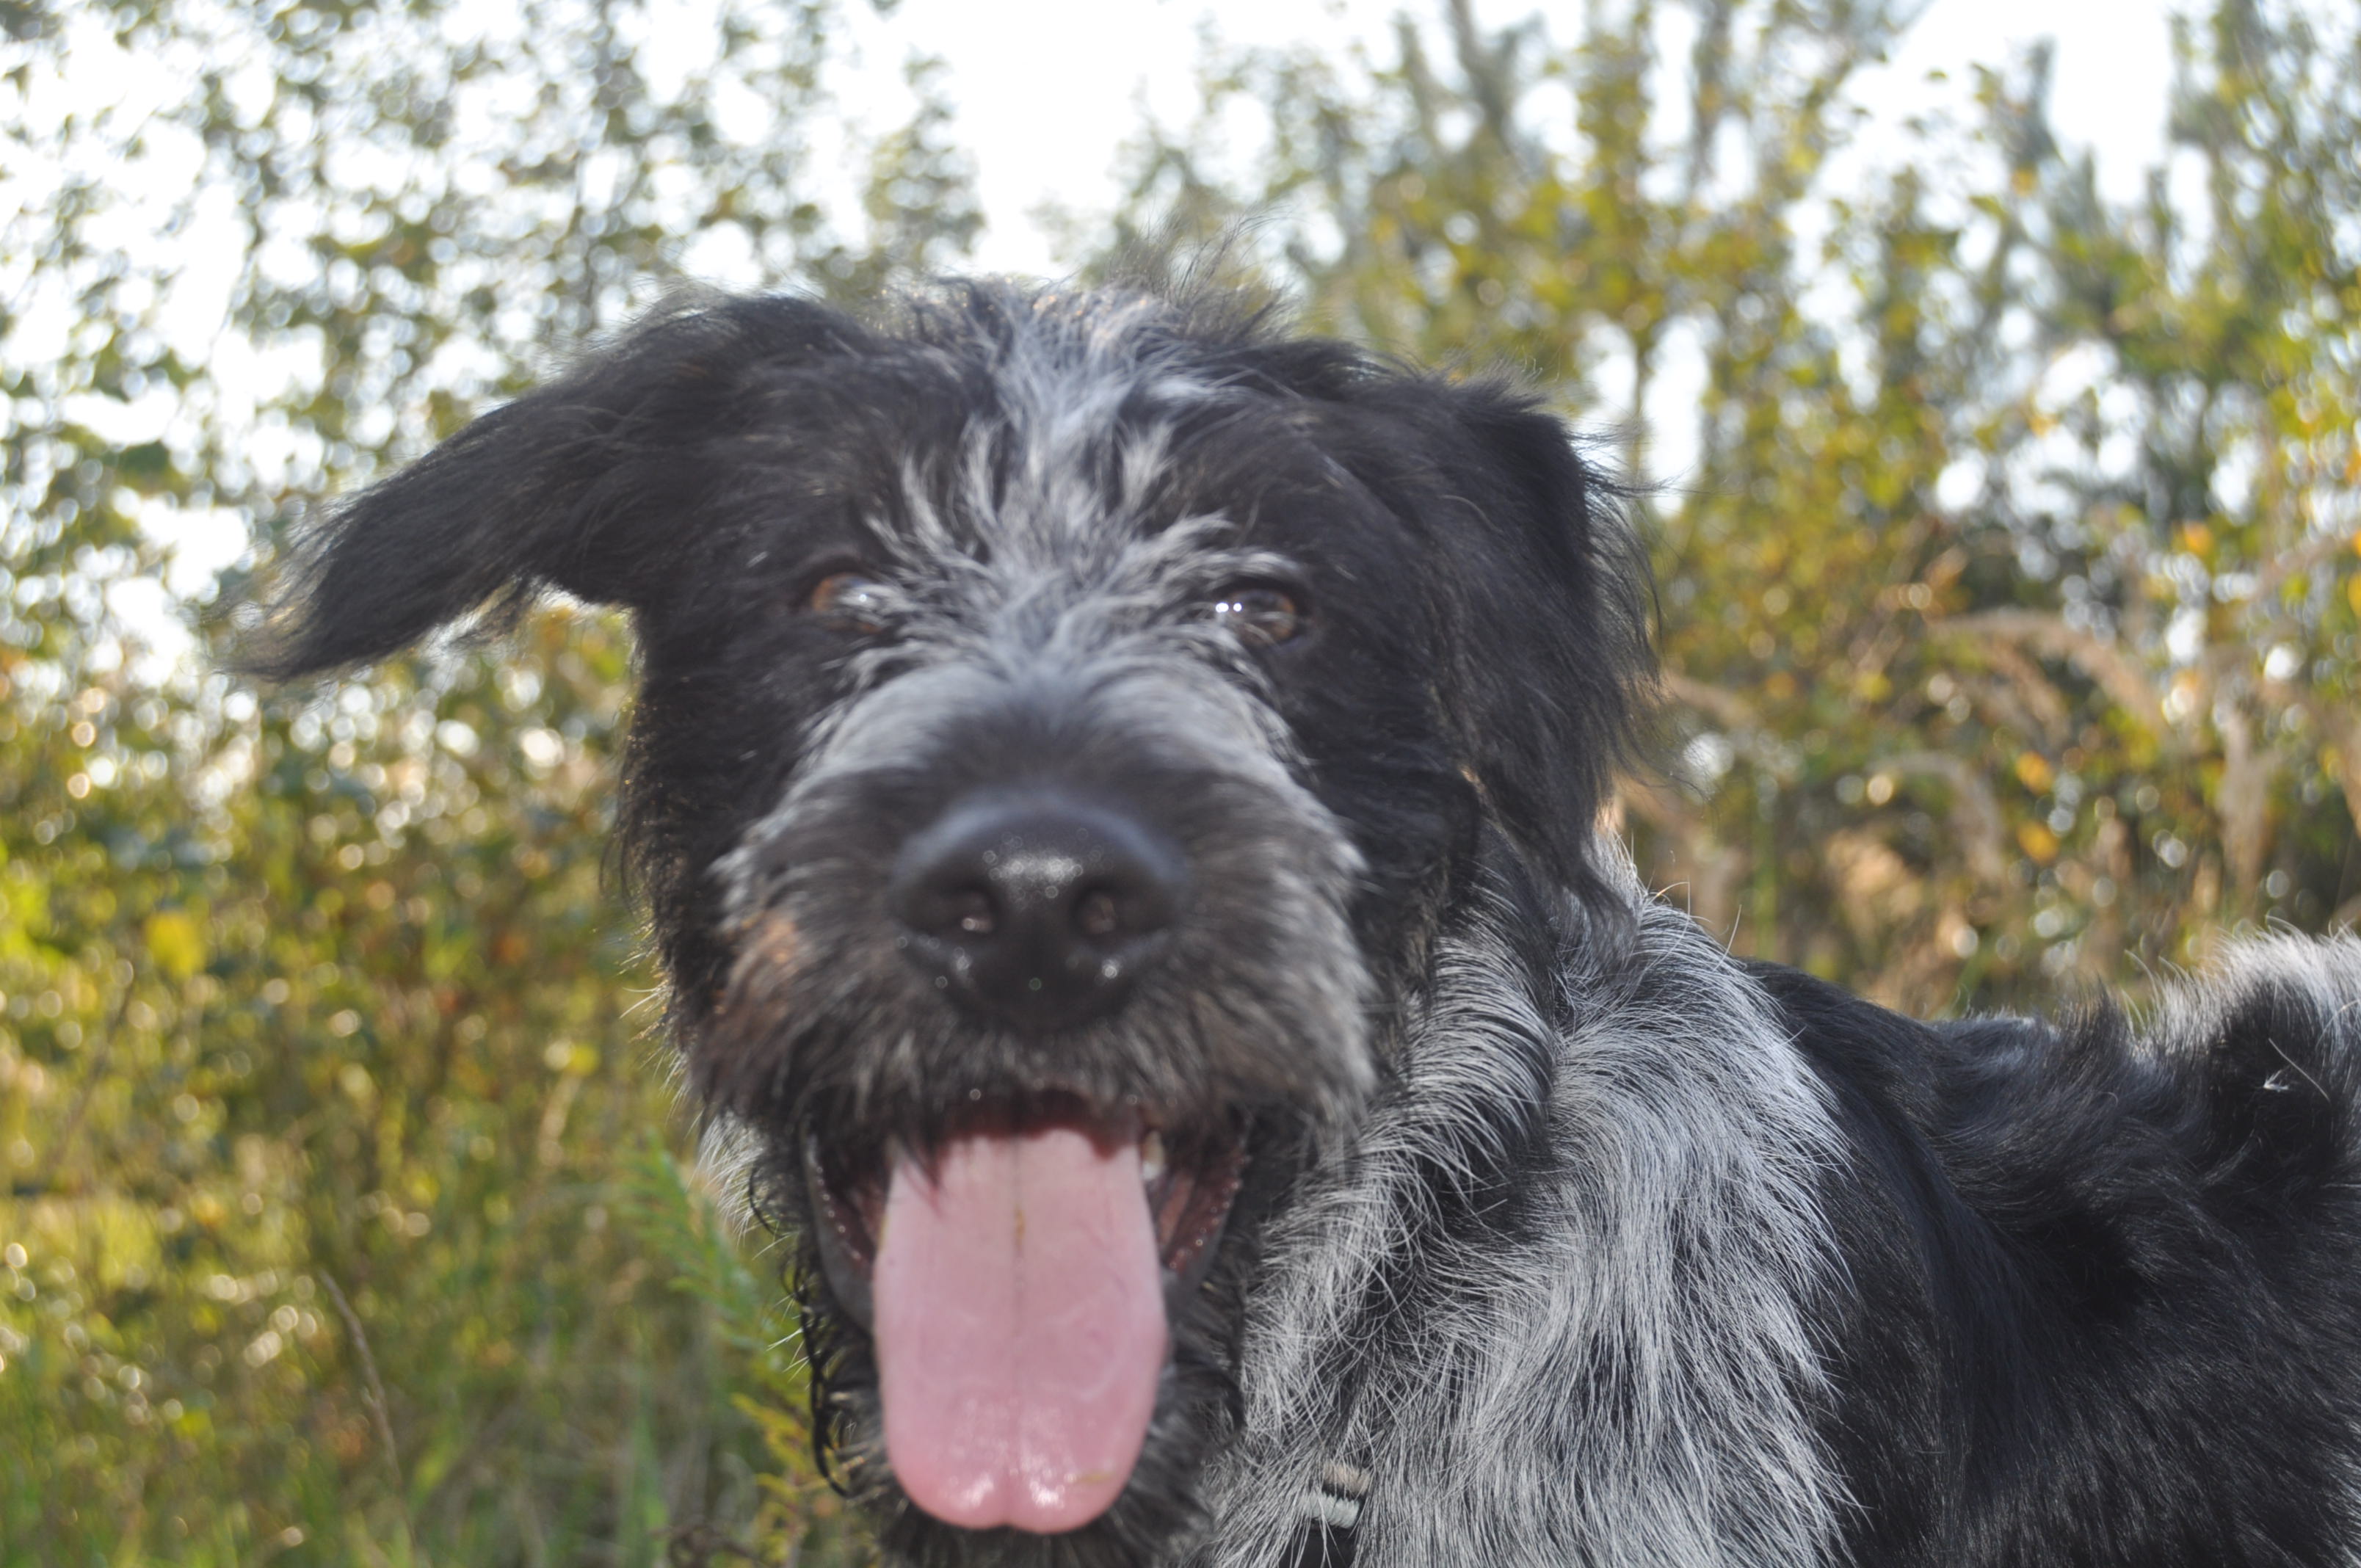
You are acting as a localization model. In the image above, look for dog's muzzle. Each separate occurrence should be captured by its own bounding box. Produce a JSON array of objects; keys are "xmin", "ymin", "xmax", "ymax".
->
[
  {"xmin": 775, "ymin": 788, "xmax": 1235, "ymax": 1536},
  {"xmin": 714, "ymin": 750, "xmax": 1364, "ymax": 1542}
]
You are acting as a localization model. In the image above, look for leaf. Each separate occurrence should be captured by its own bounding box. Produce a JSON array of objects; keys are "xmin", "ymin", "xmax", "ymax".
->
[{"xmin": 142, "ymin": 910, "xmax": 205, "ymax": 981}]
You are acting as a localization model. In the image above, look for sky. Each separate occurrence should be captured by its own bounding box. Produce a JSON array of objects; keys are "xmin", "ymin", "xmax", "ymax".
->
[
  {"xmin": 840, "ymin": 0, "xmax": 2190, "ymax": 280},
  {"xmin": 809, "ymin": 0, "xmax": 2193, "ymax": 501}
]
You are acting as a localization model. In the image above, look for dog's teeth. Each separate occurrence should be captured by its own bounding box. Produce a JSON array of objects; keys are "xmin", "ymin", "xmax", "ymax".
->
[{"xmin": 1140, "ymin": 1130, "xmax": 1167, "ymax": 1186}]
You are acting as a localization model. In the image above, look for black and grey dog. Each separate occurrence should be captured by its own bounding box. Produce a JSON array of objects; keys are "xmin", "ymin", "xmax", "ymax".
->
[{"xmin": 256, "ymin": 280, "xmax": 2361, "ymax": 1567}]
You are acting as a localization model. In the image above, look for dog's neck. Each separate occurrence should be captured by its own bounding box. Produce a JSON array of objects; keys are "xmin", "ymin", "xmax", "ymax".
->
[{"xmin": 1188, "ymin": 864, "xmax": 1850, "ymax": 1567}]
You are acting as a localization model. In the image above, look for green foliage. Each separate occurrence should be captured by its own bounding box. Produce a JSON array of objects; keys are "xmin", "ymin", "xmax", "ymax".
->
[
  {"xmin": 1109, "ymin": 0, "xmax": 2361, "ymax": 1012},
  {"xmin": 1, "ymin": 0, "xmax": 966, "ymax": 1561},
  {"xmin": 0, "ymin": 615, "xmax": 844, "ymax": 1565}
]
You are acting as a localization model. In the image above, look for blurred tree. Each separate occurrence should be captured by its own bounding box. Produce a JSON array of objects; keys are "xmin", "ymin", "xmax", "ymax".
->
[
  {"xmin": 1103, "ymin": 0, "xmax": 2361, "ymax": 1013},
  {"xmin": 0, "ymin": 0, "xmax": 962, "ymax": 1561}
]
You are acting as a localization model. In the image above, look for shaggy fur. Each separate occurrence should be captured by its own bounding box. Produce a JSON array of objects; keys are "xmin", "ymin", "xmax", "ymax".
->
[{"xmin": 255, "ymin": 277, "xmax": 2361, "ymax": 1567}]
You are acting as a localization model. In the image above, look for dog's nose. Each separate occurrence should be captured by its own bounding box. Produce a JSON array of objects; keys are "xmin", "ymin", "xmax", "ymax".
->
[{"xmin": 886, "ymin": 794, "xmax": 1185, "ymax": 1031}]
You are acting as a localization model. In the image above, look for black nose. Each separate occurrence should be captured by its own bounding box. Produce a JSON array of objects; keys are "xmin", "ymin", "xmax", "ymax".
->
[{"xmin": 885, "ymin": 792, "xmax": 1186, "ymax": 1031}]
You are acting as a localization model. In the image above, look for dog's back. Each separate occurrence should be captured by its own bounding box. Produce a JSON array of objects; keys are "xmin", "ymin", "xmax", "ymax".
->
[{"xmin": 1755, "ymin": 937, "xmax": 2361, "ymax": 1565}]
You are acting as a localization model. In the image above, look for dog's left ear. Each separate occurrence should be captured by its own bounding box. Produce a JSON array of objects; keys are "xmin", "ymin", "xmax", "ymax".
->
[
  {"xmin": 244, "ymin": 294, "xmax": 865, "ymax": 679},
  {"xmin": 1416, "ymin": 380, "xmax": 1654, "ymax": 910}
]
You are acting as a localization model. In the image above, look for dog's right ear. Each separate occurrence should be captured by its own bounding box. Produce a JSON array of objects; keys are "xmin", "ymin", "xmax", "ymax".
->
[{"xmin": 243, "ymin": 294, "xmax": 867, "ymax": 680}]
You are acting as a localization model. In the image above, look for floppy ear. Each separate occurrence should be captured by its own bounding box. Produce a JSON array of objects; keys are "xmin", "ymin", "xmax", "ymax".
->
[
  {"xmin": 245, "ymin": 294, "xmax": 866, "ymax": 679},
  {"xmin": 1421, "ymin": 380, "xmax": 1655, "ymax": 910}
]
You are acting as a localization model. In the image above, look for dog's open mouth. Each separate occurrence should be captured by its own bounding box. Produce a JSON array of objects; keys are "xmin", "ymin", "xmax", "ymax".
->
[{"xmin": 805, "ymin": 1103, "xmax": 1245, "ymax": 1535}]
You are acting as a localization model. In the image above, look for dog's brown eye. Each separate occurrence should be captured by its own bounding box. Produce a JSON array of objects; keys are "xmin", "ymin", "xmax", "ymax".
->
[
  {"xmin": 809, "ymin": 571, "xmax": 891, "ymax": 634},
  {"xmin": 1209, "ymin": 584, "xmax": 1308, "ymax": 647}
]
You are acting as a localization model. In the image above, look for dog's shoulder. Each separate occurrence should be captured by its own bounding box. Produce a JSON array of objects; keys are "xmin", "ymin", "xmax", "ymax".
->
[
  {"xmin": 2139, "ymin": 933, "xmax": 2361, "ymax": 1216},
  {"xmin": 1733, "ymin": 940, "xmax": 2361, "ymax": 1564},
  {"xmin": 1740, "ymin": 938, "xmax": 2361, "ymax": 1369},
  {"xmin": 1744, "ymin": 939, "xmax": 2361, "ymax": 1175}
]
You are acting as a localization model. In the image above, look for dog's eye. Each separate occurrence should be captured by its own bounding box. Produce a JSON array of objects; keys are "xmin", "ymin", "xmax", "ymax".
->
[
  {"xmin": 809, "ymin": 571, "xmax": 891, "ymax": 634},
  {"xmin": 1208, "ymin": 584, "xmax": 1308, "ymax": 647}
]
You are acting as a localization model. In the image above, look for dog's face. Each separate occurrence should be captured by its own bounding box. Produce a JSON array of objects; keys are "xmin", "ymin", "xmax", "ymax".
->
[{"xmin": 256, "ymin": 283, "xmax": 1645, "ymax": 1564}]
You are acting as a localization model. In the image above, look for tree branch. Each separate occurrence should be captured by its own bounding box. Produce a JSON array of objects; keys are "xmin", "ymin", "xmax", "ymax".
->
[{"xmin": 1934, "ymin": 609, "xmax": 2169, "ymax": 741}]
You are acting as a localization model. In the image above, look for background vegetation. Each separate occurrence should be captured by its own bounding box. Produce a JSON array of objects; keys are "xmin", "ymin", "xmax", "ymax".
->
[{"xmin": 3, "ymin": 0, "xmax": 2356, "ymax": 1562}]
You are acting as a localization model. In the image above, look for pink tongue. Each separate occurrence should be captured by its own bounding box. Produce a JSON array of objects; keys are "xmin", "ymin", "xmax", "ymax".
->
[{"xmin": 874, "ymin": 1124, "xmax": 1167, "ymax": 1534}]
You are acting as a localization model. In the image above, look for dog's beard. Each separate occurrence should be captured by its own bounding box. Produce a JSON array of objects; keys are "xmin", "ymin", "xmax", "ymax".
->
[{"xmin": 698, "ymin": 792, "xmax": 1369, "ymax": 1559}]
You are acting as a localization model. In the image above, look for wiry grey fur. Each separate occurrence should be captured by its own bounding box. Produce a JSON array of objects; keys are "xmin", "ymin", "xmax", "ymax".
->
[{"xmin": 1191, "ymin": 853, "xmax": 1849, "ymax": 1567}]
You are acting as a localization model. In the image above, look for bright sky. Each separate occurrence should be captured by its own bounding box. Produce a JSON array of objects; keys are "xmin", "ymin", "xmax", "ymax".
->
[
  {"xmin": 844, "ymin": 0, "xmax": 2188, "ymax": 280},
  {"xmin": 819, "ymin": 0, "xmax": 2192, "ymax": 498}
]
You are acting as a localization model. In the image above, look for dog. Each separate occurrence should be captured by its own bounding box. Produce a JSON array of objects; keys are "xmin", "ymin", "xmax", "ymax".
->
[{"xmin": 254, "ymin": 278, "xmax": 2361, "ymax": 1567}]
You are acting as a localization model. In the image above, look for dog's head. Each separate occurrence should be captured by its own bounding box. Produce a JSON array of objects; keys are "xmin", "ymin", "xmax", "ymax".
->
[{"xmin": 254, "ymin": 280, "xmax": 1648, "ymax": 1562}]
